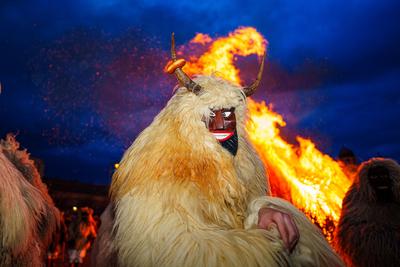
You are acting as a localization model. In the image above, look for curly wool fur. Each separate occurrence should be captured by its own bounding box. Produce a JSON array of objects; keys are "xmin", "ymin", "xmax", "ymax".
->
[
  {"xmin": 94, "ymin": 75, "xmax": 343, "ymax": 267},
  {"xmin": 335, "ymin": 158, "xmax": 400, "ymax": 267},
  {"xmin": 0, "ymin": 134, "xmax": 60, "ymax": 266}
]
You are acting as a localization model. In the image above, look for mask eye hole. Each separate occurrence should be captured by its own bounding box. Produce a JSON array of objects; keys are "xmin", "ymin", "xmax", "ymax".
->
[
  {"xmin": 222, "ymin": 111, "xmax": 231, "ymax": 118},
  {"xmin": 210, "ymin": 110, "xmax": 216, "ymax": 118}
]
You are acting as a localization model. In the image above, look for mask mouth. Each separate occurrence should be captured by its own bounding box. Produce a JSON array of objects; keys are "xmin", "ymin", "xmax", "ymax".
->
[{"xmin": 211, "ymin": 131, "xmax": 235, "ymax": 142}]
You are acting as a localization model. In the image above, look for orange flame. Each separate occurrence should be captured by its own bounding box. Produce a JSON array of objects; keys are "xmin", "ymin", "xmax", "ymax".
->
[
  {"xmin": 183, "ymin": 27, "xmax": 266, "ymax": 85},
  {"xmin": 181, "ymin": 26, "xmax": 352, "ymax": 239},
  {"xmin": 246, "ymin": 99, "xmax": 351, "ymax": 239}
]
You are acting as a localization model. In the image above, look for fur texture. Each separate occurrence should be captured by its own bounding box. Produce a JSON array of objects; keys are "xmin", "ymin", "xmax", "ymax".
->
[
  {"xmin": 91, "ymin": 204, "xmax": 118, "ymax": 267},
  {"xmin": 0, "ymin": 134, "xmax": 60, "ymax": 266},
  {"xmin": 335, "ymin": 158, "xmax": 400, "ymax": 267},
  {"xmin": 94, "ymin": 75, "xmax": 343, "ymax": 267}
]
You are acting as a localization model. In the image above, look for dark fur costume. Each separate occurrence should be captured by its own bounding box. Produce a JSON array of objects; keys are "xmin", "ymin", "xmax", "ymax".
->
[
  {"xmin": 335, "ymin": 158, "xmax": 400, "ymax": 267},
  {"xmin": 90, "ymin": 204, "xmax": 118, "ymax": 267}
]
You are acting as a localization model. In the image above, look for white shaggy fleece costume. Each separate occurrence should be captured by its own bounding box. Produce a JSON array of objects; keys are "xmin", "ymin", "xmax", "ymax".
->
[
  {"xmin": 93, "ymin": 75, "xmax": 344, "ymax": 267},
  {"xmin": 0, "ymin": 134, "xmax": 60, "ymax": 266}
]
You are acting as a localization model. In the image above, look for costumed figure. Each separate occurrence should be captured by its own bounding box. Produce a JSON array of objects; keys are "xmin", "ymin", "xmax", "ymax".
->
[
  {"xmin": 47, "ymin": 212, "xmax": 67, "ymax": 267},
  {"xmin": 67, "ymin": 207, "xmax": 97, "ymax": 267},
  {"xmin": 337, "ymin": 147, "xmax": 358, "ymax": 178},
  {"xmin": 335, "ymin": 158, "xmax": 400, "ymax": 267},
  {"xmin": 0, "ymin": 134, "xmax": 60, "ymax": 266},
  {"xmin": 92, "ymin": 34, "xmax": 343, "ymax": 267}
]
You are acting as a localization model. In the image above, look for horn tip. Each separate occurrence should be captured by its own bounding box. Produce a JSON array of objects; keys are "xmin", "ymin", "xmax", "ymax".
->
[{"xmin": 260, "ymin": 51, "xmax": 266, "ymax": 61}]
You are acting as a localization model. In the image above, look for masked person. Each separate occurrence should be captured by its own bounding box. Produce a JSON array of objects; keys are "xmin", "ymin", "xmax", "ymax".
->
[
  {"xmin": 92, "ymin": 34, "xmax": 343, "ymax": 267},
  {"xmin": 335, "ymin": 158, "xmax": 400, "ymax": 267}
]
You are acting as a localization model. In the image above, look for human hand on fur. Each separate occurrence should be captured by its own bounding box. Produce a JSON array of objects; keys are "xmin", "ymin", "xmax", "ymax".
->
[{"xmin": 258, "ymin": 207, "xmax": 299, "ymax": 253}]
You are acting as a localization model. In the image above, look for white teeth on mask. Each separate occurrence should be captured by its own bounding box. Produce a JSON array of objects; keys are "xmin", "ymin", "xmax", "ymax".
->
[{"xmin": 212, "ymin": 131, "xmax": 234, "ymax": 142}]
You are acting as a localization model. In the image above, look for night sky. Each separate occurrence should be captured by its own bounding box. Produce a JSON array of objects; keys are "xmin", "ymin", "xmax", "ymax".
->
[{"xmin": 1, "ymin": 1, "xmax": 399, "ymax": 185}]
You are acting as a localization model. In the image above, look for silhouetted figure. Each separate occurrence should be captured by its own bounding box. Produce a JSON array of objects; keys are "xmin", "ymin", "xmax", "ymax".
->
[
  {"xmin": 47, "ymin": 213, "xmax": 67, "ymax": 267},
  {"xmin": 67, "ymin": 207, "xmax": 97, "ymax": 267},
  {"xmin": 335, "ymin": 158, "xmax": 400, "ymax": 267},
  {"xmin": 338, "ymin": 146, "xmax": 358, "ymax": 178}
]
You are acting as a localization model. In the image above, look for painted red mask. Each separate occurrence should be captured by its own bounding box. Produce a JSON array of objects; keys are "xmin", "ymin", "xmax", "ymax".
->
[
  {"xmin": 204, "ymin": 107, "xmax": 238, "ymax": 155},
  {"xmin": 207, "ymin": 108, "xmax": 236, "ymax": 140}
]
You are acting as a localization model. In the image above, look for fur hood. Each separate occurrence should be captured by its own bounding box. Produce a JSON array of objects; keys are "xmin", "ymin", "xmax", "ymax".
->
[
  {"xmin": 353, "ymin": 157, "xmax": 400, "ymax": 203},
  {"xmin": 111, "ymin": 75, "xmax": 268, "ymax": 222}
]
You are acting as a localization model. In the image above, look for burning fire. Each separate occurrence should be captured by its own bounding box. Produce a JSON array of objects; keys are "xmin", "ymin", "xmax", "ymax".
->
[
  {"xmin": 246, "ymin": 99, "xmax": 351, "ymax": 239},
  {"xmin": 180, "ymin": 26, "xmax": 352, "ymax": 239},
  {"xmin": 183, "ymin": 27, "xmax": 266, "ymax": 85}
]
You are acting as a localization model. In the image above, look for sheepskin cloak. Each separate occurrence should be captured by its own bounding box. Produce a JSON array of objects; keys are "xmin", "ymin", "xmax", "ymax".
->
[{"xmin": 94, "ymin": 76, "xmax": 343, "ymax": 267}]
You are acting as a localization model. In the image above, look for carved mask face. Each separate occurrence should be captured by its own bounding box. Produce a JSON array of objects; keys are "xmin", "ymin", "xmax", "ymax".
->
[{"xmin": 204, "ymin": 107, "xmax": 238, "ymax": 156}]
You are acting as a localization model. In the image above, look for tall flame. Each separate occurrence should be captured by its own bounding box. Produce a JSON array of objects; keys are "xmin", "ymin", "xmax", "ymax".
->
[
  {"xmin": 246, "ymin": 99, "xmax": 351, "ymax": 239},
  {"xmin": 183, "ymin": 27, "xmax": 266, "ymax": 85},
  {"xmin": 180, "ymin": 26, "xmax": 352, "ymax": 239}
]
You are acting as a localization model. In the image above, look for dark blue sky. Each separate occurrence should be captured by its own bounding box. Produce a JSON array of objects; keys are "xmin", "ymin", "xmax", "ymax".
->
[{"xmin": 1, "ymin": 0, "xmax": 399, "ymax": 184}]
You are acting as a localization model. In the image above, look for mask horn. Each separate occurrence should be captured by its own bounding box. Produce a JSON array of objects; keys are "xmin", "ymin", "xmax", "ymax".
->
[
  {"xmin": 164, "ymin": 33, "xmax": 203, "ymax": 95},
  {"xmin": 242, "ymin": 52, "xmax": 266, "ymax": 97}
]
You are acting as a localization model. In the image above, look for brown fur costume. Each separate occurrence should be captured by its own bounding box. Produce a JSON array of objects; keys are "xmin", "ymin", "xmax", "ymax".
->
[
  {"xmin": 0, "ymin": 134, "xmax": 60, "ymax": 266},
  {"xmin": 93, "ymin": 75, "xmax": 343, "ymax": 267},
  {"xmin": 335, "ymin": 158, "xmax": 400, "ymax": 267}
]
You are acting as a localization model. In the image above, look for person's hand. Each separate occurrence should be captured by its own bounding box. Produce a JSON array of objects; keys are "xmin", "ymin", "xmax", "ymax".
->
[{"xmin": 258, "ymin": 207, "xmax": 299, "ymax": 252}]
